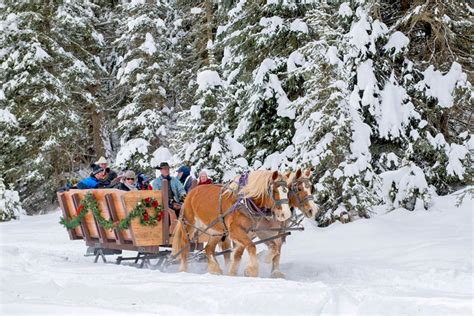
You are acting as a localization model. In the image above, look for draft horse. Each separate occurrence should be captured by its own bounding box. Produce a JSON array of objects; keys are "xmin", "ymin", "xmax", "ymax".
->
[
  {"xmin": 256, "ymin": 168, "xmax": 319, "ymax": 278},
  {"xmin": 171, "ymin": 170, "xmax": 291, "ymax": 277}
]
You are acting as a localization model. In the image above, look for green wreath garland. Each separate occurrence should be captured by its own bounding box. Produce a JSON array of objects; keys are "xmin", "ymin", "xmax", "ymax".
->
[{"xmin": 59, "ymin": 192, "xmax": 163, "ymax": 231}]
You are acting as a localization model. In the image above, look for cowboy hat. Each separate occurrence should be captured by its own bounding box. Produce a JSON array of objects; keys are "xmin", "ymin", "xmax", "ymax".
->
[
  {"xmin": 95, "ymin": 156, "xmax": 108, "ymax": 164},
  {"xmin": 155, "ymin": 162, "xmax": 170, "ymax": 169}
]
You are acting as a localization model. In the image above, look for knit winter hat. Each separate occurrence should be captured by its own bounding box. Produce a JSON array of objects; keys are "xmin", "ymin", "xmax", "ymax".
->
[
  {"xmin": 91, "ymin": 165, "xmax": 105, "ymax": 176},
  {"xmin": 124, "ymin": 170, "xmax": 136, "ymax": 179}
]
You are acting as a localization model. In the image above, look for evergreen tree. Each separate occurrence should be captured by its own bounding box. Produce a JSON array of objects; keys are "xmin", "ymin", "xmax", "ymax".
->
[
  {"xmin": 113, "ymin": 0, "xmax": 175, "ymax": 170},
  {"xmin": 215, "ymin": 1, "xmax": 309, "ymax": 170},
  {"xmin": 0, "ymin": 1, "xmax": 101, "ymax": 212},
  {"xmin": 293, "ymin": 1, "xmax": 471, "ymax": 224},
  {"xmin": 173, "ymin": 1, "xmax": 247, "ymax": 180},
  {"xmin": 291, "ymin": 3, "xmax": 381, "ymax": 224}
]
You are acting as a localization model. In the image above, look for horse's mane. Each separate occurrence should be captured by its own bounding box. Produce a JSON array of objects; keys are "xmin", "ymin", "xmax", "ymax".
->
[
  {"xmin": 223, "ymin": 170, "xmax": 279, "ymax": 199},
  {"xmin": 240, "ymin": 170, "xmax": 275, "ymax": 200}
]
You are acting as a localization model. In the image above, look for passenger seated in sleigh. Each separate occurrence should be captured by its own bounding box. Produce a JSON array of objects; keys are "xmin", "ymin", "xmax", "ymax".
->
[
  {"xmin": 76, "ymin": 165, "xmax": 109, "ymax": 189},
  {"xmin": 151, "ymin": 162, "xmax": 186, "ymax": 216}
]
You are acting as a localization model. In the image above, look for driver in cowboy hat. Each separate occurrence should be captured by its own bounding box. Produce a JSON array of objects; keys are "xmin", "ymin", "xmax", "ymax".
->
[
  {"xmin": 151, "ymin": 162, "xmax": 186, "ymax": 214},
  {"xmin": 93, "ymin": 156, "xmax": 117, "ymax": 187}
]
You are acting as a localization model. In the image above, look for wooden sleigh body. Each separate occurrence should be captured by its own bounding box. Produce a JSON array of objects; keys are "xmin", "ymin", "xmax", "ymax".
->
[{"xmin": 57, "ymin": 179, "xmax": 206, "ymax": 267}]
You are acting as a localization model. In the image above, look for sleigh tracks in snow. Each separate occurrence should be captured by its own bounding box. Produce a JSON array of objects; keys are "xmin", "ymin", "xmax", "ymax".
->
[{"xmin": 58, "ymin": 179, "xmax": 304, "ymax": 271}]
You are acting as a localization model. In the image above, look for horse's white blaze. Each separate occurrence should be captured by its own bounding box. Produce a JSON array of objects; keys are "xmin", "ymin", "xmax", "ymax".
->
[
  {"xmin": 277, "ymin": 186, "xmax": 291, "ymax": 221},
  {"xmin": 304, "ymin": 184, "xmax": 318, "ymax": 219}
]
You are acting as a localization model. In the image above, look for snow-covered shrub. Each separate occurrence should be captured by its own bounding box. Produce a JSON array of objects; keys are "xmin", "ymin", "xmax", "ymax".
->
[
  {"xmin": 0, "ymin": 177, "xmax": 24, "ymax": 221},
  {"xmin": 380, "ymin": 163, "xmax": 432, "ymax": 211}
]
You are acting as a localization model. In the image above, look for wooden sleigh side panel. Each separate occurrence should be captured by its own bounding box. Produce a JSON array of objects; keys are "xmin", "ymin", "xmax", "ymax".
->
[
  {"xmin": 58, "ymin": 179, "xmax": 207, "ymax": 251},
  {"xmin": 58, "ymin": 188, "xmax": 170, "ymax": 244},
  {"xmin": 121, "ymin": 190, "xmax": 164, "ymax": 247}
]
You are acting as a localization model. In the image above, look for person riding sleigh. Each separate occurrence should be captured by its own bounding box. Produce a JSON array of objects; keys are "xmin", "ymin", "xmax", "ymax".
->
[{"xmin": 151, "ymin": 162, "xmax": 186, "ymax": 216}]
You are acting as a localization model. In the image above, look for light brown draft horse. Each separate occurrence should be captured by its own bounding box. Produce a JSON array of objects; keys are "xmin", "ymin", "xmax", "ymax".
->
[
  {"xmin": 255, "ymin": 168, "xmax": 319, "ymax": 278},
  {"xmin": 172, "ymin": 170, "xmax": 291, "ymax": 277}
]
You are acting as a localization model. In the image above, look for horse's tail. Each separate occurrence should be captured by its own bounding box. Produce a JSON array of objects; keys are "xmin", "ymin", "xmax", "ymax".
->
[{"xmin": 171, "ymin": 219, "xmax": 186, "ymax": 256}]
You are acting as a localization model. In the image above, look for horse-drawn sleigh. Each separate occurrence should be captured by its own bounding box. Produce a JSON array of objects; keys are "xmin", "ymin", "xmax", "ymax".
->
[{"xmin": 58, "ymin": 169, "xmax": 318, "ymax": 277}]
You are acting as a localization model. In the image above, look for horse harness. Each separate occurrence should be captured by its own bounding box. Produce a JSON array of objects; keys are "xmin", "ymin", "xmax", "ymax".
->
[
  {"xmin": 178, "ymin": 173, "xmax": 289, "ymax": 243},
  {"xmin": 175, "ymin": 175, "xmax": 303, "ymax": 258}
]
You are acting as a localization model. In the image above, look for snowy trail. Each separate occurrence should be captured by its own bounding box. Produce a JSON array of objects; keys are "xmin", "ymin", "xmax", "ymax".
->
[{"xmin": 1, "ymin": 193, "xmax": 472, "ymax": 315}]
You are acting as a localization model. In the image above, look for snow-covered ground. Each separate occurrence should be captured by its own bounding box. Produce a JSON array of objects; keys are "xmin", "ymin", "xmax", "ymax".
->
[{"xmin": 1, "ymin": 191, "xmax": 472, "ymax": 315}]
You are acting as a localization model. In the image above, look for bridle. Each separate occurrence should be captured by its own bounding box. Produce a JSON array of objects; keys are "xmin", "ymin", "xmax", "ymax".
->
[
  {"xmin": 267, "ymin": 180, "xmax": 290, "ymax": 211},
  {"xmin": 289, "ymin": 178, "xmax": 314, "ymax": 214}
]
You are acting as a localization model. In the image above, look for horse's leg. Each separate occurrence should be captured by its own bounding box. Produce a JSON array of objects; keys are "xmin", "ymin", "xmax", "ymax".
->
[
  {"xmin": 229, "ymin": 226, "xmax": 258, "ymax": 277},
  {"xmin": 270, "ymin": 238, "xmax": 285, "ymax": 278},
  {"xmin": 264, "ymin": 240, "xmax": 277, "ymax": 264},
  {"xmin": 205, "ymin": 236, "xmax": 223, "ymax": 275},
  {"xmin": 228, "ymin": 243, "xmax": 245, "ymax": 276},
  {"xmin": 244, "ymin": 240, "xmax": 259, "ymax": 277},
  {"xmin": 220, "ymin": 238, "xmax": 232, "ymax": 267}
]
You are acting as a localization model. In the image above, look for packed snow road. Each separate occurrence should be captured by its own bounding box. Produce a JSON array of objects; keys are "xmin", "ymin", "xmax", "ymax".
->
[{"xmin": 0, "ymin": 192, "xmax": 472, "ymax": 315}]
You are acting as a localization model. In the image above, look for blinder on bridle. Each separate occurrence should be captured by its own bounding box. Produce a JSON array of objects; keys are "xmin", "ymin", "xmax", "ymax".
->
[
  {"xmin": 268, "ymin": 180, "xmax": 289, "ymax": 210},
  {"xmin": 290, "ymin": 178, "xmax": 314, "ymax": 209}
]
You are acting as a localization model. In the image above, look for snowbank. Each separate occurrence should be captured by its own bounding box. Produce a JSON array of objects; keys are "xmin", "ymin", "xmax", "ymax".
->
[{"xmin": 0, "ymin": 191, "xmax": 471, "ymax": 315}]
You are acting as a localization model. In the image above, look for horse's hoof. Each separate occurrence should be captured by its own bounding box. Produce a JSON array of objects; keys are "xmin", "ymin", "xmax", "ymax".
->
[
  {"xmin": 244, "ymin": 267, "xmax": 259, "ymax": 277},
  {"xmin": 270, "ymin": 270, "xmax": 285, "ymax": 279},
  {"xmin": 209, "ymin": 267, "xmax": 223, "ymax": 275}
]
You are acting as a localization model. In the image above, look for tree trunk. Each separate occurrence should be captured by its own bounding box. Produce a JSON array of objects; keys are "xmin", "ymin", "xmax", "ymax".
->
[
  {"xmin": 91, "ymin": 108, "xmax": 105, "ymax": 159},
  {"xmin": 205, "ymin": 0, "xmax": 214, "ymax": 66},
  {"xmin": 401, "ymin": 0, "xmax": 410, "ymax": 11}
]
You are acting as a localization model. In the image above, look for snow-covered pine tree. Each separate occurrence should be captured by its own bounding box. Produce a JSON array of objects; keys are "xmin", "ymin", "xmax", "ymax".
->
[
  {"xmin": 114, "ymin": 0, "xmax": 175, "ymax": 171},
  {"xmin": 215, "ymin": 1, "xmax": 310, "ymax": 170},
  {"xmin": 168, "ymin": 0, "xmax": 217, "ymax": 112},
  {"xmin": 291, "ymin": 3, "xmax": 381, "ymax": 224},
  {"xmin": 177, "ymin": 65, "xmax": 247, "ymax": 181},
  {"xmin": 52, "ymin": 0, "xmax": 109, "ymax": 161},
  {"xmin": 294, "ymin": 1, "xmax": 471, "ymax": 223},
  {"xmin": 172, "ymin": 1, "xmax": 247, "ymax": 180},
  {"xmin": 388, "ymin": 0, "xmax": 473, "ymax": 194},
  {"xmin": 0, "ymin": 1, "xmax": 100, "ymax": 213}
]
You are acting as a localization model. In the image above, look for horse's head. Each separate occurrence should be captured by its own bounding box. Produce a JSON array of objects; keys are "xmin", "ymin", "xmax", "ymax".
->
[
  {"xmin": 268, "ymin": 171, "xmax": 292, "ymax": 222},
  {"xmin": 287, "ymin": 168, "xmax": 319, "ymax": 220}
]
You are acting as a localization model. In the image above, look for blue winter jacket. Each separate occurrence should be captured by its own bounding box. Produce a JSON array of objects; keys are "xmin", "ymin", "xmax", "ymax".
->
[
  {"xmin": 76, "ymin": 177, "xmax": 99, "ymax": 189},
  {"xmin": 151, "ymin": 176, "xmax": 186, "ymax": 202}
]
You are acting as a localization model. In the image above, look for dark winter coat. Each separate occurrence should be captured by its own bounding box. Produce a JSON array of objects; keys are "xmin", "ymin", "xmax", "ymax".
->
[
  {"xmin": 115, "ymin": 182, "xmax": 132, "ymax": 191},
  {"xmin": 99, "ymin": 169, "xmax": 117, "ymax": 187},
  {"xmin": 177, "ymin": 166, "xmax": 193, "ymax": 193}
]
